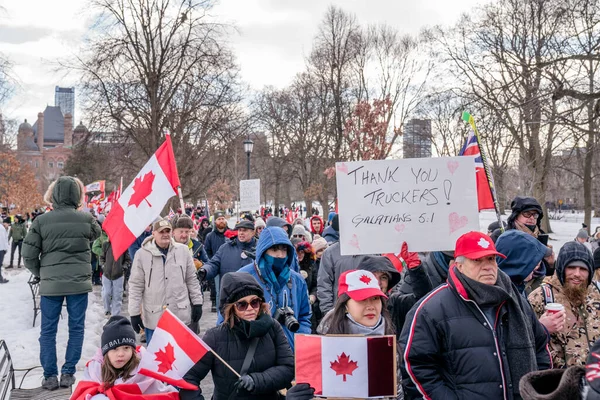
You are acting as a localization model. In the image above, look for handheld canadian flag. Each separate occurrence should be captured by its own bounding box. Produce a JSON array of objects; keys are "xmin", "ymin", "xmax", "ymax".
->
[
  {"xmin": 138, "ymin": 309, "xmax": 211, "ymax": 390},
  {"xmin": 295, "ymin": 334, "xmax": 397, "ymax": 399},
  {"xmin": 103, "ymin": 134, "xmax": 180, "ymax": 259}
]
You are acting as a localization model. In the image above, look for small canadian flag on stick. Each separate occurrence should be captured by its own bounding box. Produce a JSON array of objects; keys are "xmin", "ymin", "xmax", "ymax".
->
[
  {"xmin": 138, "ymin": 310, "xmax": 211, "ymax": 390},
  {"xmin": 295, "ymin": 334, "xmax": 397, "ymax": 398},
  {"xmin": 103, "ymin": 133, "xmax": 181, "ymax": 259}
]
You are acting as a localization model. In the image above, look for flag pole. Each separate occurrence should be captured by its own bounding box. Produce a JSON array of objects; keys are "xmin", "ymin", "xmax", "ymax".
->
[
  {"xmin": 177, "ymin": 187, "xmax": 185, "ymax": 214},
  {"xmin": 210, "ymin": 349, "xmax": 241, "ymax": 378},
  {"xmin": 462, "ymin": 111, "xmax": 504, "ymax": 233}
]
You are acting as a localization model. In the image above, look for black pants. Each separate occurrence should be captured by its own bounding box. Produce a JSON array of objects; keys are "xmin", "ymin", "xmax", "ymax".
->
[
  {"xmin": 0, "ymin": 250, "xmax": 5, "ymax": 277},
  {"xmin": 209, "ymin": 278, "xmax": 217, "ymax": 302},
  {"xmin": 10, "ymin": 240, "xmax": 22, "ymax": 266}
]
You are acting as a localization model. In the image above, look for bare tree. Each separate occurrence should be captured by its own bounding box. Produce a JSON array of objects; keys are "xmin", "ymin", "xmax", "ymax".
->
[
  {"xmin": 431, "ymin": 0, "xmax": 571, "ymax": 232},
  {"xmin": 70, "ymin": 0, "xmax": 246, "ymax": 200}
]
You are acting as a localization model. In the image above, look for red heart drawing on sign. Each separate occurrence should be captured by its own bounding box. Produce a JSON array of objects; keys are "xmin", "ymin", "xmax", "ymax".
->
[
  {"xmin": 395, "ymin": 223, "xmax": 405, "ymax": 233},
  {"xmin": 447, "ymin": 161, "xmax": 459, "ymax": 175},
  {"xmin": 337, "ymin": 163, "xmax": 349, "ymax": 174},
  {"xmin": 349, "ymin": 234, "xmax": 360, "ymax": 250},
  {"xmin": 449, "ymin": 212, "xmax": 469, "ymax": 233}
]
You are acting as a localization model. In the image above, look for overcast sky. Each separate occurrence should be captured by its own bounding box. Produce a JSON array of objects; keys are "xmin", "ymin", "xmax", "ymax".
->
[{"xmin": 0, "ymin": 0, "xmax": 483, "ymax": 126}]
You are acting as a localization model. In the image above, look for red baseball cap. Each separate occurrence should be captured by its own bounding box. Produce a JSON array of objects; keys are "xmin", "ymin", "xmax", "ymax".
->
[
  {"xmin": 338, "ymin": 270, "xmax": 388, "ymax": 301},
  {"xmin": 455, "ymin": 231, "xmax": 507, "ymax": 260}
]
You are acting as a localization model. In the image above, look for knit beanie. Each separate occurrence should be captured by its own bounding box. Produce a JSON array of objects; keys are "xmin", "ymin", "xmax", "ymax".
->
[
  {"xmin": 219, "ymin": 272, "xmax": 265, "ymax": 312},
  {"xmin": 331, "ymin": 214, "xmax": 339, "ymax": 232},
  {"xmin": 312, "ymin": 237, "xmax": 328, "ymax": 253},
  {"xmin": 255, "ymin": 217, "xmax": 266, "ymax": 229},
  {"xmin": 577, "ymin": 229, "xmax": 590, "ymax": 240},
  {"xmin": 214, "ymin": 210, "xmax": 225, "ymax": 220},
  {"xmin": 555, "ymin": 241, "xmax": 595, "ymax": 286},
  {"xmin": 101, "ymin": 316, "xmax": 137, "ymax": 356},
  {"xmin": 328, "ymin": 212, "xmax": 336, "ymax": 224},
  {"xmin": 292, "ymin": 225, "xmax": 307, "ymax": 238}
]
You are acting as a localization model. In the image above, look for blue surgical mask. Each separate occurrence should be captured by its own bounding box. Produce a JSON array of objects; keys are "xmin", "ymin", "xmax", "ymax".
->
[{"xmin": 264, "ymin": 253, "xmax": 288, "ymax": 274}]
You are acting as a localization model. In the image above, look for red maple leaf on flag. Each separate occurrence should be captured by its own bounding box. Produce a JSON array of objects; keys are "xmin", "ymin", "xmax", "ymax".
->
[
  {"xmin": 154, "ymin": 343, "xmax": 176, "ymax": 374},
  {"xmin": 128, "ymin": 171, "xmax": 155, "ymax": 208},
  {"xmin": 330, "ymin": 352, "xmax": 359, "ymax": 382},
  {"xmin": 359, "ymin": 274, "xmax": 371, "ymax": 285}
]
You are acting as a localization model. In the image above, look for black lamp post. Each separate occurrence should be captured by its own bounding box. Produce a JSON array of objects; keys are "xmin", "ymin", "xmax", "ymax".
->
[{"xmin": 243, "ymin": 137, "xmax": 254, "ymax": 180}]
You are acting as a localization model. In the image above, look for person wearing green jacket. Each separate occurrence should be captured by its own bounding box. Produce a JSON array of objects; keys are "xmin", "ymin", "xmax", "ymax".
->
[
  {"xmin": 22, "ymin": 176, "xmax": 102, "ymax": 391},
  {"xmin": 7, "ymin": 214, "xmax": 26, "ymax": 268}
]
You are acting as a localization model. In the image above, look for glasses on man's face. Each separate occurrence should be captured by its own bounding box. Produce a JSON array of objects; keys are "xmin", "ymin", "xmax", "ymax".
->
[
  {"xmin": 234, "ymin": 298, "xmax": 262, "ymax": 311},
  {"xmin": 521, "ymin": 211, "xmax": 539, "ymax": 219}
]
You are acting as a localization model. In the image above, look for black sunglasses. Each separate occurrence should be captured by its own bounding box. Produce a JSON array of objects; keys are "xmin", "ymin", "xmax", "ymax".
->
[{"xmin": 234, "ymin": 298, "xmax": 262, "ymax": 311}]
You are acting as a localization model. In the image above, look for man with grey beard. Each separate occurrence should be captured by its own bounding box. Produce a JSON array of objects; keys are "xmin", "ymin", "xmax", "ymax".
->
[{"xmin": 529, "ymin": 241, "xmax": 600, "ymax": 368}]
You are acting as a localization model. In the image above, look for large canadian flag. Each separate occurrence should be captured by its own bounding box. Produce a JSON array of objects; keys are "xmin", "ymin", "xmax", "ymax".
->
[
  {"xmin": 138, "ymin": 310, "xmax": 211, "ymax": 390},
  {"xmin": 103, "ymin": 134, "xmax": 180, "ymax": 259},
  {"xmin": 295, "ymin": 334, "xmax": 397, "ymax": 398}
]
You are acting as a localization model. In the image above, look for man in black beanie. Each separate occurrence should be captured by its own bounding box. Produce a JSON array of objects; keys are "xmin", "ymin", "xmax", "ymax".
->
[{"xmin": 101, "ymin": 315, "xmax": 137, "ymax": 356}]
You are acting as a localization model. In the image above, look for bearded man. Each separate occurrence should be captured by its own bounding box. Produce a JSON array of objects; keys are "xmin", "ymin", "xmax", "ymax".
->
[{"xmin": 529, "ymin": 240, "xmax": 600, "ymax": 368}]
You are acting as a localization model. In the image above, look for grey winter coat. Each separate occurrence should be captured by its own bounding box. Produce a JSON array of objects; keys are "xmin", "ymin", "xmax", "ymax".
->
[
  {"xmin": 128, "ymin": 237, "xmax": 203, "ymax": 329},
  {"xmin": 316, "ymin": 242, "xmax": 368, "ymax": 314}
]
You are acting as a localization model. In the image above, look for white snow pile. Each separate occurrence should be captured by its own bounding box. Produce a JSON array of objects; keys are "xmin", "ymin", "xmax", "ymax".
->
[{"xmin": 0, "ymin": 269, "xmax": 105, "ymax": 389}]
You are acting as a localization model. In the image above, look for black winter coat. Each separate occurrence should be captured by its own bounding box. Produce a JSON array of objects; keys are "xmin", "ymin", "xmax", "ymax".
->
[
  {"xmin": 400, "ymin": 273, "xmax": 551, "ymax": 400},
  {"xmin": 205, "ymin": 229, "xmax": 227, "ymax": 259},
  {"xmin": 397, "ymin": 251, "xmax": 451, "ymax": 296},
  {"xmin": 388, "ymin": 263, "xmax": 432, "ymax": 337},
  {"xmin": 180, "ymin": 314, "xmax": 294, "ymax": 400}
]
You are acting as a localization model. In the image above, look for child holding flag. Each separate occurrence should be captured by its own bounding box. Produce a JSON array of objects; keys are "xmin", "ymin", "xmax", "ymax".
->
[{"xmin": 71, "ymin": 316, "xmax": 179, "ymax": 399}]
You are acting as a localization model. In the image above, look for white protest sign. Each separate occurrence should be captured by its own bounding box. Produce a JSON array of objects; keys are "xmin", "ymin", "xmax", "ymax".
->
[
  {"xmin": 239, "ymin": 179, "xmax": 260, "ymax": 212},
  {"xmin": 336, "ymin": 157, "xmax": 479, "ymax": 255}
]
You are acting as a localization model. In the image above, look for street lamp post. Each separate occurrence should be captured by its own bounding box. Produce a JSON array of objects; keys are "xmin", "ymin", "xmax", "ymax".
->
[{"xmin": 243, "ymin": 137, "xmax": 254, "ymax": 180}]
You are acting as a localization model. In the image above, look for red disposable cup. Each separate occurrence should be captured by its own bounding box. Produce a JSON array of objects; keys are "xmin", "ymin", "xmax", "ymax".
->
[{"xmin": 546, "ymin": 303, "xmax": 564, "ymax": 315}]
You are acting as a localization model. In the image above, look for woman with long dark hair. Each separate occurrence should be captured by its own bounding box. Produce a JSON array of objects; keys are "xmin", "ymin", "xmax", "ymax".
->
[{"xmin": 317, "ymin": 269, "xmax": 395, "ymax": 336}]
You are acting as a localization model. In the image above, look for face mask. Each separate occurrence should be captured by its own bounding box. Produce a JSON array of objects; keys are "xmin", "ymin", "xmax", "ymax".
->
[
  {"xmin": 264, "ymin": 253, "xmax": 288, "ymax": 274},
  {"xmin": 525, "ymin": 224, "xmax": 537, "ymax": 231}
]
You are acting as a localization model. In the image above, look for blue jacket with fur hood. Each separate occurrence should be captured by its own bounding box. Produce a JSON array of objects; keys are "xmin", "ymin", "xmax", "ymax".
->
[{"xmin": 237, "ymin": 227, "xmax": 312, "ymax": 350}]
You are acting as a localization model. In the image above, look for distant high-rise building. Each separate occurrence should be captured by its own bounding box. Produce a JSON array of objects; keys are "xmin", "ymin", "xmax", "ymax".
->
[
  {"xmin": 403, "ymin": 119, "xmax": 432, "ymax": 158},
  {"xmin": 54, "ymin": 86, "xmax": 75, "ymax": 126}
]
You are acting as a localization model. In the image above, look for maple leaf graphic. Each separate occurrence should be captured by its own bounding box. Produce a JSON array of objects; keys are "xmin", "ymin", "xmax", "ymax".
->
[
  {"xmin": 359, "ymin": 274, "xmax": 371, "ymax": 285},
  {"xmin": 154, "ymin": 343, "xmax": 177, "ymax": 374},
  {"xmin": 128, "ymin": 171, "xmax": 155, "ymax": 208},
  {"xmin": 330, "ymin": 352, "xmax": 358, "ymax": 382}
]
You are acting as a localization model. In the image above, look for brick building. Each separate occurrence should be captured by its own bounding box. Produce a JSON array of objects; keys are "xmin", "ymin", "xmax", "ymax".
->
[{"xmin": 16, "ymin": 105, "xmax": 88, "ymax": 190}]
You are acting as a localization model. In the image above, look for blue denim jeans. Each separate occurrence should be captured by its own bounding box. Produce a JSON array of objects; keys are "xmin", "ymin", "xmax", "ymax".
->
[
  {"xmin": 40, "ymin": 293, "xmax": 88, "ymax": 377},
  {"xmin": 145, "ymin": 328, "xmax": 155, "ymax": 344}
]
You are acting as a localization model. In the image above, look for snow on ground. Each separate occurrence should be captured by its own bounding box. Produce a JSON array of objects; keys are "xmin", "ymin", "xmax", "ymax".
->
[
  {"xmin": 0, "ymin": 211, "xmax": 597, "ymax": 389},
  {"xmin": 0, "ymin": 270, "xmax": 105, "ymax": 388}
]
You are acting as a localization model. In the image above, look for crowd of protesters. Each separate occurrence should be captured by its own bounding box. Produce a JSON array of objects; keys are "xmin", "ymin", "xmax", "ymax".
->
[{"xmin": 7, "ymin": 176, "xmax": 600, "ymax": 399}]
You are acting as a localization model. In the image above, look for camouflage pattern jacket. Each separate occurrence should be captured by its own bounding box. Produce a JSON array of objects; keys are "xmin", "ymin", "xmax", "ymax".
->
[{"xmin": 528, "ymin": 274, "xmax": 600, "ymax": 368}]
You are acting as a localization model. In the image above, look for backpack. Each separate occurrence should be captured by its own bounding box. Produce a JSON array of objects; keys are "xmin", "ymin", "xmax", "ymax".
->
[{"xmin": 541, "ymin": 281, "xmax": 600, "ymax": 304}]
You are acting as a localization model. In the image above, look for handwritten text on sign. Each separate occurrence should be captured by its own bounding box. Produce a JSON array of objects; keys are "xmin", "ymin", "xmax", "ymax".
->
[
  {"xmin": 239, "ymin": 179, "xmax": 261, "ymax": 212},
  {"xmin": 336, "ymin": 157, "xmax": 479, "ymax": 255}
]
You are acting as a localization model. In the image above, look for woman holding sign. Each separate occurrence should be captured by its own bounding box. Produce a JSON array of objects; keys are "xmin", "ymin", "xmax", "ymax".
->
[{"xmin": 315, "ymin": 269, "xmax": 401, "ymax": 399}]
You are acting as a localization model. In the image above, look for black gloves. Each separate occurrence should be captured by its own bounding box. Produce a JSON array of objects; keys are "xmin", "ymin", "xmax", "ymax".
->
[
  {"xmin": 31, "ymin": 276, "xmax": 41, "ymax": 284},
  {"xmin": 197, "ymin": 268, "xmax": 207, "ymax": 281},
  {"xmin": 130, "ymin": 315, "xmax": 145, "ymax": 333},
  {"xmin": 236, "ymin": 374, "xmax": 255, "ymax": 392},
  {"xmin": 286, "ymin": 383, "xmax": 315, "ymax": 400},
  {"xmin": 192, "ymin": 304, "xmax": 203, "ymax": 322}
]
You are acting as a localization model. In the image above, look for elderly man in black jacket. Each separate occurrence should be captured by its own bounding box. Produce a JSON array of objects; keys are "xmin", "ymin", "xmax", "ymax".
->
[{"xmin": 400, "ymin": 231, "xmax": 551, "ymax": 400}]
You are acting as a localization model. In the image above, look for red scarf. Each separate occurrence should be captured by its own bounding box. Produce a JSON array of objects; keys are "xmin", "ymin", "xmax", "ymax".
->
[{"xmin": 71, "ymin": 381, "xmax": 180, "ymax": 400}]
